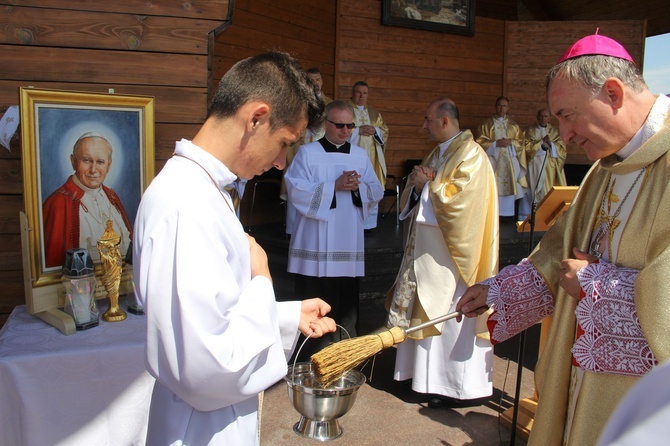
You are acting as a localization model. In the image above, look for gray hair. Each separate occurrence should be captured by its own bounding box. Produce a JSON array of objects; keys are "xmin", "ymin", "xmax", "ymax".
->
[{"xmin": 546, "ymin": 55, "xmax": 647, "ymax": 97}]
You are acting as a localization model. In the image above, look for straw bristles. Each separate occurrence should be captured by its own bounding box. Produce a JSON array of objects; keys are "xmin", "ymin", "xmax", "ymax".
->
[{"xmin": 311, "ymin": 326, "xmax": 406, "ymax": 386}]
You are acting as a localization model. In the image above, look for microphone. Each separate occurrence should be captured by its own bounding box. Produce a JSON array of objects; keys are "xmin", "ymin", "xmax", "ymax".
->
[{"xmin": 541, "ymin": 142, "xmax": 550, "ymax": 151}]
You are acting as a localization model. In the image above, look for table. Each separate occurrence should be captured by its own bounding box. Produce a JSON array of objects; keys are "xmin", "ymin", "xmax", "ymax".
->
[{"xmin": 0, "ymin": 304, "xmax": 155, "ymax": 446}]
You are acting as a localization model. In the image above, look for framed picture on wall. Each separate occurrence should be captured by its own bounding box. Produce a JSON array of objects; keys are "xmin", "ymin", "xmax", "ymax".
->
[
  {"xmin": 382, "ymin": 0, "xmax": 476, "ymax": 36},
  {"xmin": 20, "ymin": 87, "xmax": 155, "ymax": 291}
]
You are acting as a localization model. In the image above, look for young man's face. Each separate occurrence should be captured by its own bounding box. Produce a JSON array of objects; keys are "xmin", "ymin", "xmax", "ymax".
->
[
  {"xmin": 71, "ymin": 137, "xmax": 112, "ymax": 189},
  {"xmin": 239, "ymin": 118, "xmax": 305, "ymax": 180}
]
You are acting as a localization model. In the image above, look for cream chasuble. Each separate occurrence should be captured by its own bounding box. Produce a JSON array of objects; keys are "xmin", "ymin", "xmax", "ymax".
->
[
  {"xmin": 476, "ymin": 116, "xmax": 526, "ymax": 216},
  {"xmin": 524, "ymin": 122, "xmax": 567, "ymax": 203},
  {"xmin": 385, "ymin": 130, "xmax": 499, "ymax": 399}
]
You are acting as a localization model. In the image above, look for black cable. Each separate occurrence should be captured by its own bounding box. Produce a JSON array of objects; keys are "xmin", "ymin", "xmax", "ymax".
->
[{"xmin": 510, "ymin": 144, "xmax": 549, "ymax": 445}]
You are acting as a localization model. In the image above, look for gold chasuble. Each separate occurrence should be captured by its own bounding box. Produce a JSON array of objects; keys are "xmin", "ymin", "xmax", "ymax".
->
[
  {"xmin": 476, "ymin": 116, "xmax": 527, "ymax": 195},
  {"xmin": 387, "ymin": 131, "xmax": 498, "ymax": 339},
  {"xmin": 527, "ymin": 114, "xmax": 670, "ymax": 445},
  {"xmin": 348, "ymin": 100, "xmax": 389, "ymax": 188}
]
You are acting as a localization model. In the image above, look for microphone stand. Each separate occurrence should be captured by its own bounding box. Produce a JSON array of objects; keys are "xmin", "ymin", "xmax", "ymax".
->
[{"xmin": 510, "ymin": 142, "xmax": 549, "ymax": 446}]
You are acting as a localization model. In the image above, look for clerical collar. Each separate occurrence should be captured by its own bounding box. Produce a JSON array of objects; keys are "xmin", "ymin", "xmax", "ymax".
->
[
  {"xmin": 438, "ymin": 131, "xmax": 463, "ymax": 157},
  {"xmin": 356, "ymin": 104, "xmax": 365, "ymax": 110},
  {"xmin": 72, "ymin": 174, "xmax": 102, "ymax": 193},
  {"xmin": 319, "ymin": 136, "xmax": 351, "ymax": 153},
  {"xmin": 494, "ymin": 115, "xmax": 506, "ymax": 121},
  {"xmin": 617, "ymin": 94, "xmax": 670, "ymax": 160}
]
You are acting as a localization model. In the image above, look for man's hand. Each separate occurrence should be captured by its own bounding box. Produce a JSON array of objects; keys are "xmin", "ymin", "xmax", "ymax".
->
[
  {"xmin": 358, "ymin": 124, "xmax": 376, "ymax": 137},
  {"xmin": 247, "ymin": 234, "xmax": 271, "ymax": 281},
  {"xmin": 336, "ymin": 170, "xmax": 361, "ymax": 191},
  {"xmin": 299, "ymin": 298, "xmax": 336, "ymax": 338},
  {"xmin": 497, "ymin": 138, "xmax": 511, "ymax": 147},
  {"xmin": 456, "ymin": 284, "xmax": 490, "ymax": 321},
  {"xmin": 559, "ymin": 248, "xmax": 598, "ymax": 299},
  {"xmin": 410, "ymin": 165, "xmax": 434, "ymax": 191}
]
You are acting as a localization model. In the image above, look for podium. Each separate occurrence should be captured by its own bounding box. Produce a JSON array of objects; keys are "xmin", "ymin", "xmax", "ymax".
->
[
  {"xmin": 516, "ymin": 186, "xmax": 579, "ymax": 233},
  {"xmin": 503, "ymin": 186, "xmax": 578, "ymax": 440}
]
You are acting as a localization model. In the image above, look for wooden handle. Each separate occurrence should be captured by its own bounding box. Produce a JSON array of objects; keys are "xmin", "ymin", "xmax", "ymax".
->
[{"xmin": 404, "ymin": 311, "xmax": 461, "ymax": 335}]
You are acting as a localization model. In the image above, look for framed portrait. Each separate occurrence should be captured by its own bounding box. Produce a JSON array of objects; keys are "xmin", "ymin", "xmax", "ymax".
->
[
  {"xmin": 382, "ymin": 0, "xmax": 476, "ymax": 36},
  {"xmin": 19, "ymin": 87, "xmax": 155, "ymax": 320}
]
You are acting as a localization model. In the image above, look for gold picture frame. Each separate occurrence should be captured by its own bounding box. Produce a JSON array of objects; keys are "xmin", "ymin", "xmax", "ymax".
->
[{"xmin": 19, "ymin": 87, "xmax": 155, "ymax": 332}]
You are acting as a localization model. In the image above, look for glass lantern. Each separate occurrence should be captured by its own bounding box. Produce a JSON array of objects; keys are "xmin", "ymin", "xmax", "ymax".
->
[{"xmin": 62, "ymin": 248, "xmax": 99, "ymax": 330}]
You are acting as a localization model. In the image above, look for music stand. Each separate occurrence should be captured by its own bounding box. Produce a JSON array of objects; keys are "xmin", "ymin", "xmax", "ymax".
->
[
  {"xmin": 516, "ymin": 186, "xmax": 579, "ymax": 232},
  {"xmin": 502, "ymin": 185, "xmax": 578, "ymax": 442}
]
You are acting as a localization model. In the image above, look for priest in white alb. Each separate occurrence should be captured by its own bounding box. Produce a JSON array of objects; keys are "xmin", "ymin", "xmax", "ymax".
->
[{"xmin": 286, "ymin": 100, "xmax": 384, "ymax": 359}]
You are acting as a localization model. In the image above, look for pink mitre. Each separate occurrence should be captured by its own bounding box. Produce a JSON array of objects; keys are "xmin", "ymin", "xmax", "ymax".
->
[{"xmin": 557, "ymin": 28, "xmax": 635, "ymax": 64}]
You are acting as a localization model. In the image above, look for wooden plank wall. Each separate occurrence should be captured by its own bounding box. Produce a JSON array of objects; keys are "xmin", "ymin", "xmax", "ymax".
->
[
  {"xmin": 0, "ymin": 0, "xmax": 230, "ymax": 320},
  {"xmin": 505, "ymin": 20, "xmax": 646, "ymax": 164},
  {"xmin": 337, "ymin": 0, "xmax": 506, "ymax": 179},
  {"xmin": 211, "ymin": 0, "xmax": 338, "ymax": 226},
  {"xmin": 212, "ymin": 0, "xmax": 337, "ymax": 98}
]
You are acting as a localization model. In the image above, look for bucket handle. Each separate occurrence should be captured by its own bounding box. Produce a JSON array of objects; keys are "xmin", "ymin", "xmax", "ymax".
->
[{"xmin": 291, "ymin": 324, "xmax": 350, "ymax": 384}]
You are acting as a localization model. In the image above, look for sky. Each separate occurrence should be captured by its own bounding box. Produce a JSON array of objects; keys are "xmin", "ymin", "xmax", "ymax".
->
[{"xmin": 643, "ymin": 33, "xmax": 670, "ymax": 95}]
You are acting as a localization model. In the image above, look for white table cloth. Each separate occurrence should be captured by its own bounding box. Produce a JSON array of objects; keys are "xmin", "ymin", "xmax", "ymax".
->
[{"xmin": 0, "ymin": 304, "xmax": 154, "ymax": 446}]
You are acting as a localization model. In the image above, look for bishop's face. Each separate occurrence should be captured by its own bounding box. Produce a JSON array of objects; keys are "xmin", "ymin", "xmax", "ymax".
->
[{"xmin": 548, "ymin": 75, "xmax": 626, "ymax": 161}]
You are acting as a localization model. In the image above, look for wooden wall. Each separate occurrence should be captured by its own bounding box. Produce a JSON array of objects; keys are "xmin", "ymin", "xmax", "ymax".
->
[
  {"xmin": 211, "ymin": 0, "xmax": 338, "ymax": 226},
  {"xmin": 505, "ymin": 20, "xmax": 645, "ymax": 164},
  {"xmin": 0, "ymin": 0, "xmax": 231, "ymax": 322},
  {"xmin": 212, "ymin": 0, "xmax": 337, "ymax": 98},
  {"xmin": 336, "ymin": 0, "xmax": 507, "ymax": 180},
  {"xmin": 0, "ymin": 0, "xmax": 650, "ymax": 322}
]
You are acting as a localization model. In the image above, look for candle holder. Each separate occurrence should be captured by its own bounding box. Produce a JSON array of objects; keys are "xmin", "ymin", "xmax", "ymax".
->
[
  {"xmin": 61, "ymin": 248, "xmax": 99, "ymax": 330},
  {"xmin": 97, "ymin": 220, "xmax": 127, "ymax": 322}
]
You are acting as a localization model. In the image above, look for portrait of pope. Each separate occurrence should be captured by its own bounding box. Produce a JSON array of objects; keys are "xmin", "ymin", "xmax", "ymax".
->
[{"xmin": 37, "ymin": 106, "xmax": 143, "ymax": 270}]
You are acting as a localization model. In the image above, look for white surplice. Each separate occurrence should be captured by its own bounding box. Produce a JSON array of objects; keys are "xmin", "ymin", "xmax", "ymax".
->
[
  {"xmin": 133, "ymin": 139, "xmax": 301, "ymax": 446},
  {"xmin": 285, "ymin": 140, "xmax": 383, "ymax": 277}
]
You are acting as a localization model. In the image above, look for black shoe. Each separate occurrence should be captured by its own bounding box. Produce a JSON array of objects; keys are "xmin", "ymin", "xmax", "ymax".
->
[
  {"xmin": 428, "ymin": 396, "xmax": 446, "ymax": 408},
  {"xmin": 427, "ymin": 395, "xmax": 474, "ymax": 408}
]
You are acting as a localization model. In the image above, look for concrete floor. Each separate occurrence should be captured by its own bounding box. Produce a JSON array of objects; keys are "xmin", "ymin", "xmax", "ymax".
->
[
  {"xmin": 260, "ymin": 295, "xmax": 539, "ymax": 446},
  {"xmin": 260, "ymin": 345, "xmax": 534, "ymax": 446},
  {"xmin": 254, "ymin": 216, "xmax": 540, "ymax": 445}
]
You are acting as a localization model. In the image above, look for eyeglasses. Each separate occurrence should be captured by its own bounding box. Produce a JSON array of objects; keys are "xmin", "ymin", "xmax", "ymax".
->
[{"xmin": 327, "ymin": 120, "xmax": 356, "ymax": 129}]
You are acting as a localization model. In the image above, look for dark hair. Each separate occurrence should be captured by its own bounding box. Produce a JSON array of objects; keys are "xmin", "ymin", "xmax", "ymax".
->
[
  {"xmin": 306, "ymin": 67, "xmax": 321, "ymax": 75},
  {"xmin": 433, "ymin": 98, "xmax": 460, "ymax": 122},
  {"xmin": 208, "ymin": 51, "xmax": 324, "ymax": 134},
  {"xmin": 495, "ymin": 96, "xmax": 509, "ymax": 105},
  {"xmin": 352, "ymin": 81, "xmax": 369, "ymax": 90}
]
